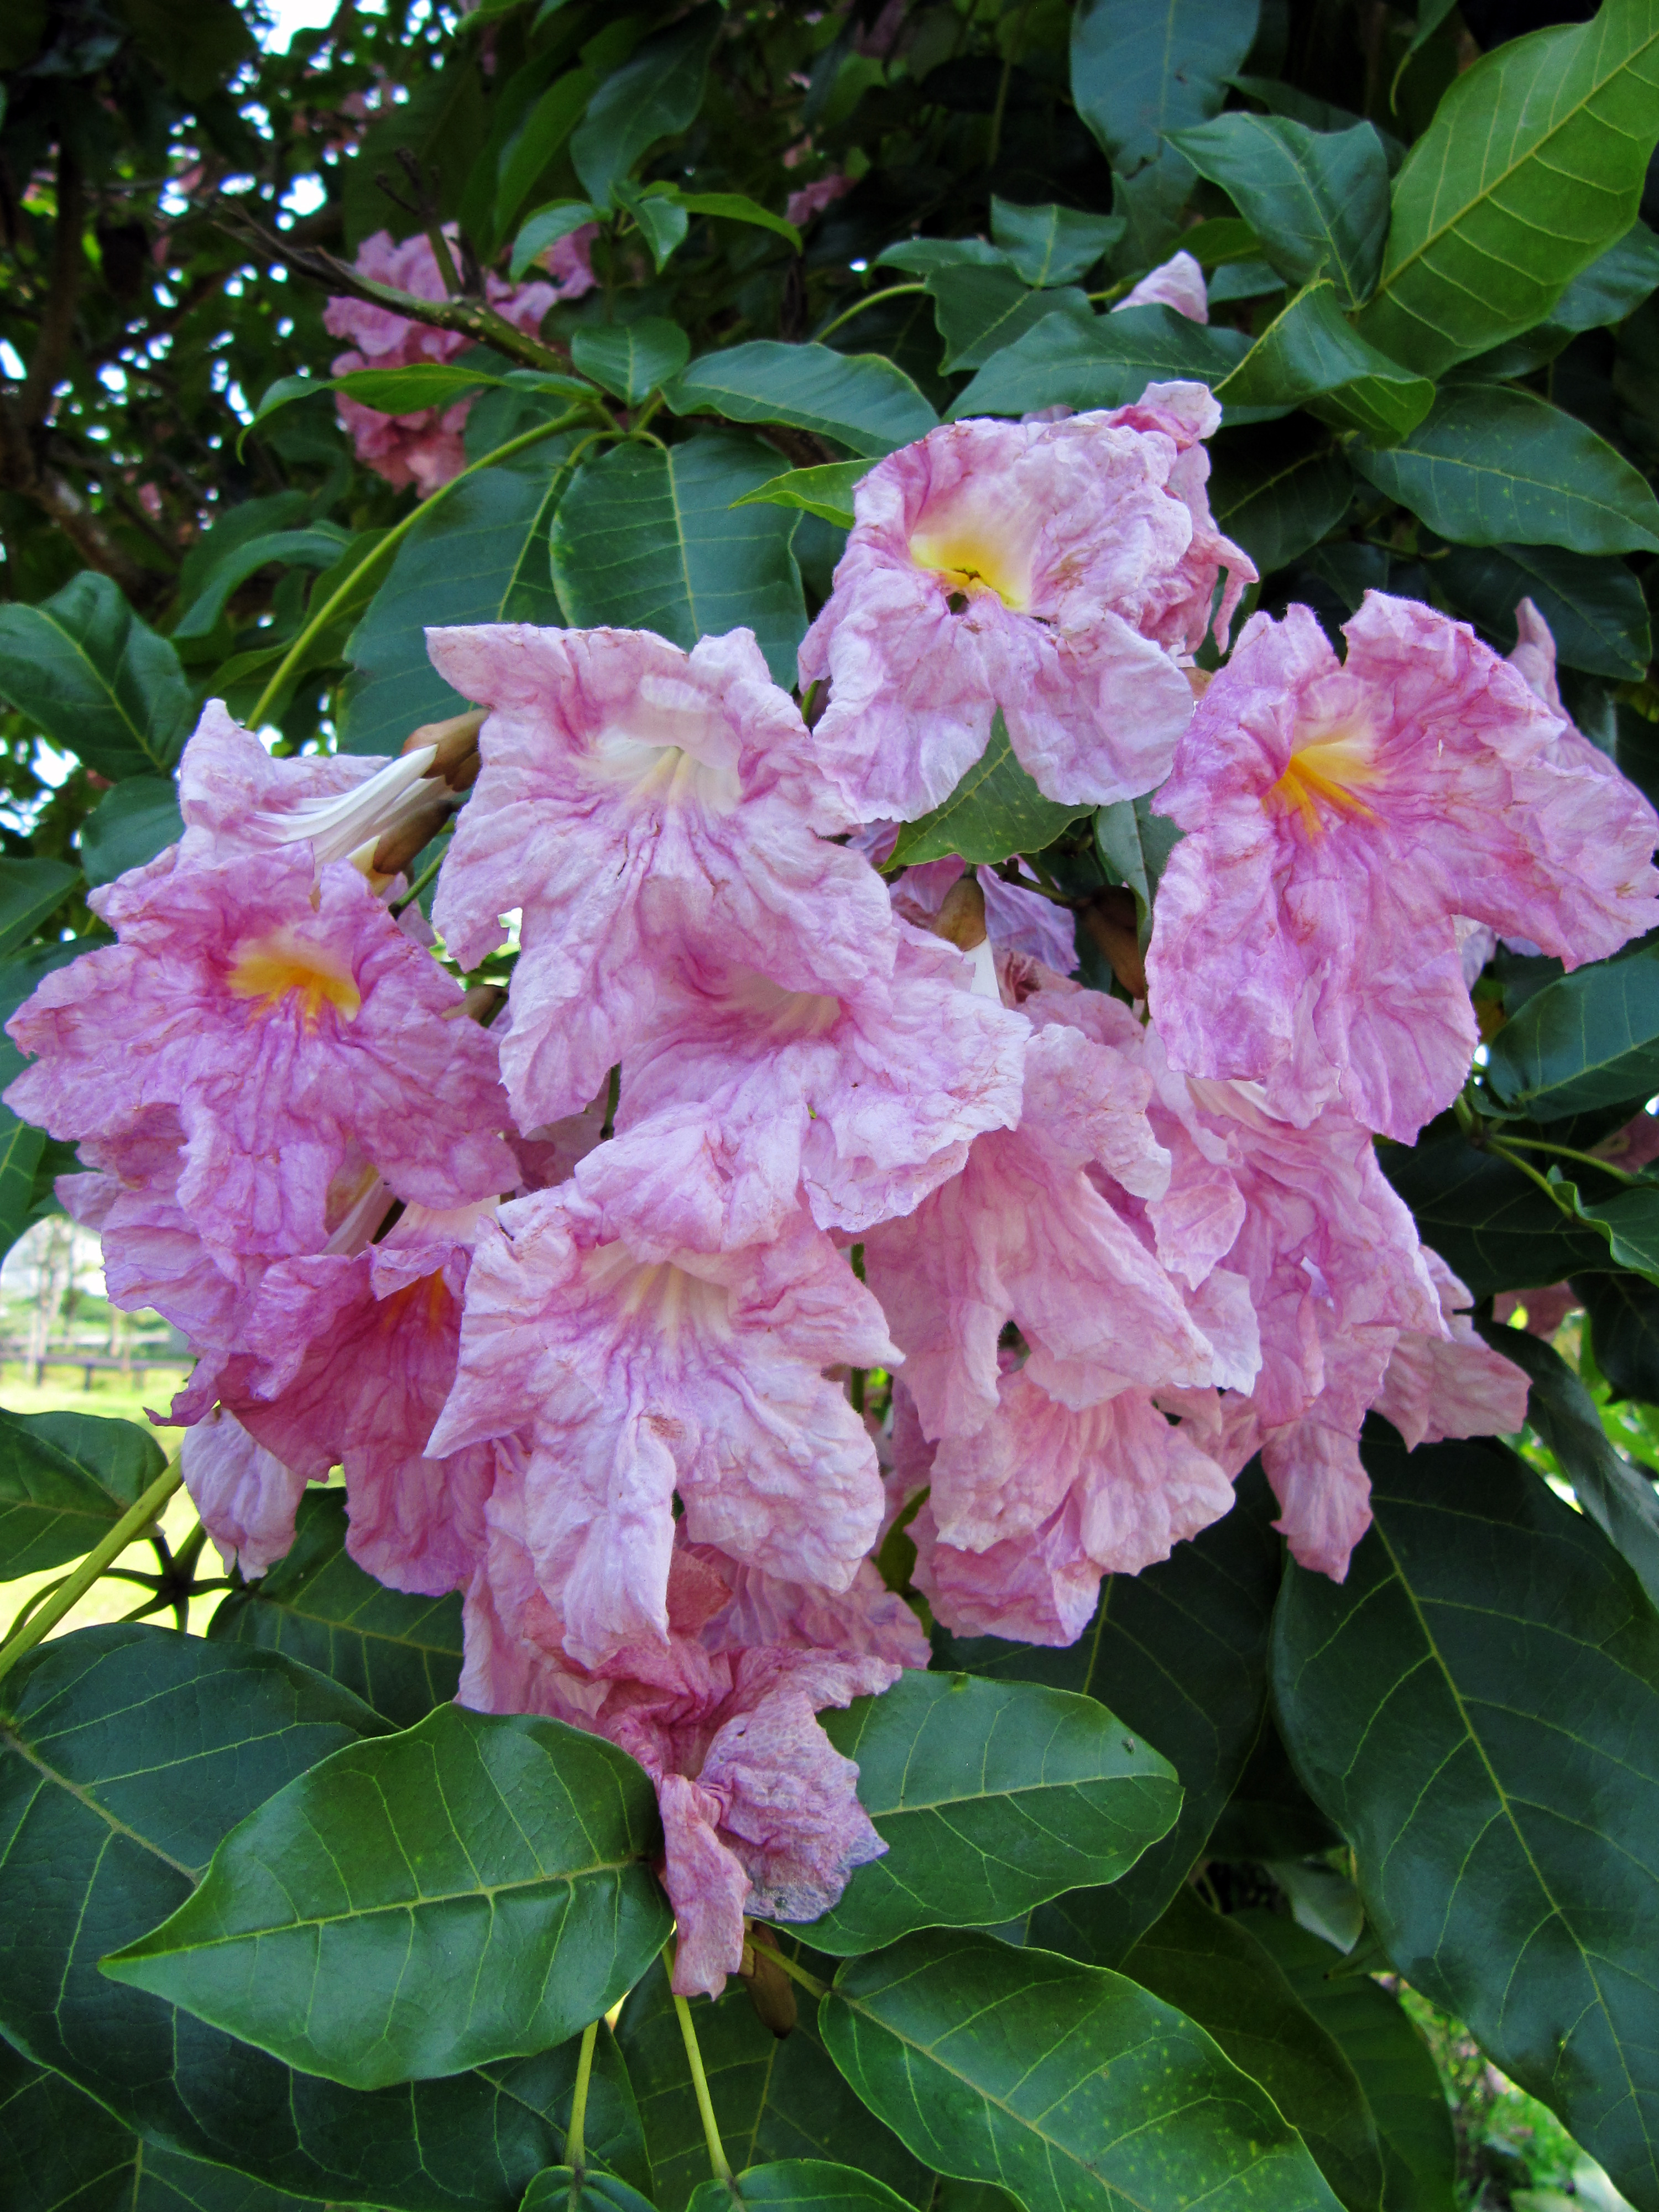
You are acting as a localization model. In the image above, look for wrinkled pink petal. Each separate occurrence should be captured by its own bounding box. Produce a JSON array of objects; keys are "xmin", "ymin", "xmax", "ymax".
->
[
  {"xmin": 1114, "ymin": 251, "xmax": 1208, "ymax": 324},
  {"xmin": 894, "ymin": 856, "xmax": 1077, "ymax": 971},
  {"xmin": 1374, "ymin": 1250, "xmax": 1530, "ymax": 1450},
  {"xmin": 178, "ymin": 1404, "xmax": 311, "ymax": 1577}
]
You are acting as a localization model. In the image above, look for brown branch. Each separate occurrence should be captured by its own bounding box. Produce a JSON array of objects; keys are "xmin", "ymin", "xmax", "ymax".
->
[
  {"xmin": 0, "ymin": 395, "xmax": 159, "ymax": 603},
  {"xmin": 20, "ymin": 144, "xmax": 86, "ymax": 427}
]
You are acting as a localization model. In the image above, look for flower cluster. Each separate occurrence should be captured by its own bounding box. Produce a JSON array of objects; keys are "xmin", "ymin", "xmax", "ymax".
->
[{"xmin": 12, "ymin": 381, "xmax": 1655, "ymax": 1992}]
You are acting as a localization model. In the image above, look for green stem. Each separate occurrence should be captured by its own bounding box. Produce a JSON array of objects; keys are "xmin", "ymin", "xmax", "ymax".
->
[
  {"xmin": 1484, "ymin": 1136, "xmax": 1577, "ymax": 1217},
  {"xmin": 246, "ymin": 407, "xmax": 593, "ymax": 728},
  {"xmin": 987, "ymin": 0, "xmax": 1036, "ymax": 169},
  {"xmin": 671, "ymin": 1984, "xmax": 733, "ymax": 2183},
  {"xmin": 390, "ymin": 843, "xmax": 448, "ymax": 918},
  {"xmin": 759, "ymin": 1945, "xmax": 828, "ymax": 2002},
  {"xmin": 0, "ymin": 1462, "xmax": 184, "ymax": 1694},
  {"xmin": 566, "ymin": 2016, "xmax": 599, "ymax": 2173},
  {"xmin": 426, "ymin": 225, "xmax": 464, "ymax": 298},
  {"xmin": 1086, "ymin": 278, "xmax": 1133, "ymax": 306},
  {"xmin": 1485, "ymin": 1132, "xmax": 1645, "ymax": 1184},
  {"xmin": 814, "ymin": 283, "xmax": 926, "ymax": 345}
]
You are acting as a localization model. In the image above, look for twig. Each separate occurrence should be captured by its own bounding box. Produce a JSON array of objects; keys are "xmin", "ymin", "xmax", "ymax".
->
[{"xmin": 0, "ymin": 1462, "xmax": 184, "ymax": 1695}]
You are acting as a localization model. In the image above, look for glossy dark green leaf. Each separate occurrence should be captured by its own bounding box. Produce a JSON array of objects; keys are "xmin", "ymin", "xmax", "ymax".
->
[
  {"xmin": 874, "ymin": 240, "xmax": 1013, "ymax": 277},
  {"xmin": 805, "ymin": 1672, "xmax": 1180, "ymax": 1955},
  {"xmin": 1208, "ymin": 421, "xmax": 1352, "ymax": 576},
  {"xmin": 0, "ymin": 572, "xmax": 192, "ymax": 780},
  {"xmin": 0, "ymin": 1407, "xmax": 166, "ymax": 1579},
  {"xmin": 568, "ymin": 6, "xmax": 722, "ymax": 209},
  {"xmin": 550, "ymin": 432, "xmax": 807, "ymax": 687},
  {"xmin": 887, "ymin": 715, "xmax": 1087, "ymax": 868},
  {"xmin": 671, "ymin": 191, "xmax": 802, "ymax": 251},
  {"xmin": 510, "ymin": 200, "xmax": 601, "ymax": 281},
  {"xmin": 208, "ymin": 1489, "xmax": 463, "ymax": 1729},
  {"xmin": 926, "ymin": 265, "xmax": 1092, "ymax": 374},
  {"xmin": 1379, "ymin": 1128, "xmax": 1613, "ymax": 1296},
  {"xmin": 520, "ymin": 2171, "xmax": 656, "ymax": 2212},
  {"xmin": 1271, "ymin": 1426, "xmax": 1659, "ymax": 2208},
  {"xmin": 1485, "ymin": 943, "xmax": 1659, "ymax": 1121},
  {"xmin": 617, "ymin": 185, "xmax": 690, "ymax": 274},
  {"xmin": 172, "ymin": 526, "xmax": 351, "ymax": 640},
  {"xmin": 664, "ymin": 343, "xmax": 938, "ymax": 459},
  {"xmin": 1239, "ymin": 1915, "xmax": 1457, "ymax": 2212},
  {"xmin": 104, "ymin": 1703, "xmax": 674, "ymax": 2090},
  {"xmin": 571, "ymin": 320, "xmax": 690, "ymax": 405},
  {"xmin": 1169, "ymin": 115, "xmax": 1390, "ymax": 310},
  {"xmin": 494, "ymin": 76, "xmax": 598, "ymax": 242},
  {"xmin": 1206, "ymin": 1713, "xmax": 1342, "ymax": 1861},
  {"xmin": 1357, "ymin": 2, "xmax": 1659, "ymax": 376},
  {"xmin": 1093, "ymin": 793, "xmax": 1181, "ymax": 947},
  {"xmin": 821, "ymin": 1927, "xmax": 1345, "ymax": 2212},
  {"xmin": 1552, "ymin": 220, "xmax": 1659, "ymax": 331},
  {"xmin": 1558, "ymin": 1171, "xmax": 1659, "ymax": 1281},
  {"xmin": 1577, "ymin": 1269, "xmax": 1659, "ymax": 1402},
  {"xmin": 989, "ymin": 199, "xmax": 1124, "ymax": 288},
  {"xmin": 0, "ymin": 858, "xmax": 79, "ymax": 957},
  {"xmin": 1435, "ymin": 542, "xmax": 1652, "ymax": 680},
  {"xmin": 733, "ymin": 463, "xmax": 868, "ymax": 531},
  {"xmin": 1215, "ymin": 283, "xmax": 1434, "ymax": 442},
  {"xmin": 947, "ymin": 306, "xmax": 1253, "ymax": 422},
  {"xmin": 1070, "ymin": 0, "xmax": 1261, "ymax": 173},
  {"xmin": 0, "ymin": 1624, "xmax": 597, "ymax": 2209},
  {"xmin": 79, "ymin": 777, "xmax": 184, "ymax": 889},
  {"xmin": 341, "ymin": 457, "xmax": 568, "ymax": 754},
  {"xmin": 938, "ymin": 1463, "xmax": 1282, "ymax": 1966},
  {"xmin": 1120, "ymin": 1887, "xmax": 1384, "ymax": 2212},
  {"xmin": 688, "ymin": 2162, "xmax": 920, "ymax": 2212},
  {"xmin": 617, "ymin": 1953, "xmax": 930, "ymax": 2212}
]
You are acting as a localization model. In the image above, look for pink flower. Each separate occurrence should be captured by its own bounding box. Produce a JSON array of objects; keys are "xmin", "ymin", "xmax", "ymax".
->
[
  {"xmin": 785, "ymin": 174, "xmax": 852, "ymax": 228},
  {"xmin": 1114, "ymin": 251, "xmax": 1208, "ymax": 324},
  {"xmin": 799, "ymin": 390, "xmax": 1254, "ymax": 821},
  {"xmin": 324, "ymin": 228, "xmax": 564, "ymax": 494},
  {"xmin": 427, "ymin": 623, "xmax": 893, "ymax": 1133},
  {"xmin": 179, "ymin": 1405, "xmax": 310, "ymax": 1578},
  {"xmin": 427, "ymin": 1188, "xmax": 895, "ymax": 1668},
  {"xmin": 891, "ymin": 855, "xmax": 1078, "ymax": 972},
  {"xmin": 5, "ymin": 847, "xmax": 517, "ymax": 1271},
  {"xmin": 1372, "ymin": 1251, "xmax": 1530, "ymax": 1452},
  {"xmin": 1491, "ymin": 1284, "xmax": 1578, "ymax": 1335},
  {"xmin": 573, "ymin": 921, "xmax": 1027, "ymax": 1255},
  {"xmin": 1146, "ymin": 594, "xmax": 1659, "ymax": 1142}
]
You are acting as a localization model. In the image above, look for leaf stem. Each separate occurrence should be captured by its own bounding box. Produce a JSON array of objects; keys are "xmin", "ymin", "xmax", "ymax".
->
[
  {"xmin": 390, "ymin": 842, "xmax": 449, "ymax": 918},
  {"xmin": 1483, "ymin": 1135, "xmax": 1577, "ymax": 1217},
  {"xmin": 566, "ymin": 2016, "xmax": 599, "ymax": 2173},
  {"xmin": 0, "ymin": 1460, "xmax": 184, "ymax": 1695},
  {"xmin": 756, "ymin": 1944, "xmax": 828, "ymax": 2001},
  {"xmin": 1484, "ymin": 1132, "xmax": 1645, "ymax": 1184},
  {"xmin": 813, "ymin": 283, "xmax": 927, "ymax": 345},
  {"xmin": 671, "ymin": 1979, "xmax": 733, "ymax": 2183}
]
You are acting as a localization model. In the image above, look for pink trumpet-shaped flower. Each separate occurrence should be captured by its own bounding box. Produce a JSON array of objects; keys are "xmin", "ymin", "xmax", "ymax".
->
[
  {"xmin": 1146, "ymin": 594, "xmax": 1659, "ymax": 1142},
  {"xmin": 427, "ymin": 1188, "xmax": 895, "ymax": 1668},
  {"xmin": 1114, "ymin": 251, "xmax": 1208, "ymax": 323},
  {"xmin": 799, "ymin": 387, "xmax": 1255, "ymax": 822},
  {"xmin": 427, "ymin": 623, "xmax": 894, "ymax": 1133},
  {"xmin": 179, "ymin": 1405, "xmax": 310, "ymax": 1579}
]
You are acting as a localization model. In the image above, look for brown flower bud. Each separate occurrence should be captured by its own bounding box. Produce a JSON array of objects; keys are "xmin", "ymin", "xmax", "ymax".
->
[
  {"xmin": 738, "ymin": 1922, "xmax": 797, "ymax": 2039},
  {"xmin": 370, "ymin": 787, "xmax": 457, "ymax": 880},
  {"xmin": 1082, "ymin": 886, "xmax": 1146, "ymax": 1001},
  {"xmin": 401, "ymin": 707, "xmax": 486, "ymax": 787},
  {"xmin": 930, "ymin": 873, "xmax": 988, "ymax": 952}
]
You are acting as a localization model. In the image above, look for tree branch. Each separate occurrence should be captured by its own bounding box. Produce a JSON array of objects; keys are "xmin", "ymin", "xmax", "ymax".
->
[
  {"xmin": 0, "ymin": 395, "xmax": 161, "ymax": 604},
  {"xmin": 20, "ymin": 143, "xmax": 86, "ymax": 427}
]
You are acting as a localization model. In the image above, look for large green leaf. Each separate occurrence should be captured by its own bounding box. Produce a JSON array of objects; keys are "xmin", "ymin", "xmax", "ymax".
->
[
  {"xmin": 1271, "ymin": 1427, "xmax": 1659, "ymax": 2209},
  {"xmin": 937, "ymin": 1463, "xmax": 1282, "ymax": 1965},
  {"xmin": 521, "ymin": 2173, "xmax": 655, "ymax": 2212},
  {"xmin": 1352, "ymin": 385, "xmax": 1659, "ymax": 554},
  {"xmin": 925, "ymin": 266, "xmax": 1092, "ymax": 374},
  {"xmin": 1169, "ymin": 115, "xmax": 1390, "ymax": 310},
  {"xmin": 0, "ymin": 1406, "xmax": 167, "ymax": 1579},
  {"xmin": 1120, "ymin": 1887, "xmax": 1385, "ymax": 2212},
  {"xmin": 820, "ymin": 1927, "xmax": 1345, "ymax": 2212},
  {"xmin": 946, "ymin": 307, "xmax": 1253, "ymax": 422},
  {"xmin": 0, "ymin": 1625, "xmax": 608, "ymax": 2210},
  {"xmin": 0, "ymin": 859, "xmax": 79, "ymax": 958},
  {"xmin": 79, "ymin": 776, "xmax": 185, "ymax": 888},
  {"xmin": 551, "ymin": 432, "xmax": 807, "ymax": 688},
  {"xmin": 568, "ymin": 6, "xmax": 722, "ymax": 209},
  {"xmin": 804, "ymin": 1672, "xmax": 1180, "ymax": 1955},
  {"xmin": 1576, "ymin": 1268, "xmax": 1659, "ymax": 1402},
  {"xmin": 617, "ymin": 1953, "xmax": 930, "ymax": 2212},
  {"xmin": 1240, "ymin": 1915, "xmax": 1457, "ymax": 2212},
  {"xmin": 1357, "ymin": 0, "xmax": 1659, "ymax": 375},
  {"xmin": 0, "ymin": 943, "xmax": 81, "ymax": 1268},
  {"xmin": 0, "ymin": 572, "xmax": 192, "ymax": 780},
  {"xmin": 1380, "ymin": 1128, "xmax": 1614, "ymax": 1296},
  {"xmin": 1215, "ymin": 283, "xmax": 1434, "ymax": 442},
  {"xmin": 1553, "ymin": 219, "xmax": 1659, "ymax": 330},
  {"xmin": 1435, "ymin": 542, "xmax": 1652, "ymax": 680},
  {"xmin": 1485, "ymin": 943, "xmax": 1659, "ymax": 1120},
  {"xmin": 341, "ymin": 457, "xmax": 568, "ymax": 755},
  {"xmin": 989, "ymin": 199, "xmax": 1124, "ymax": 288},
  {"xmin": 571, "ymin": 320, "xmax": 690, "ymax": 407},
  {"xmin": 688, "ymin": 2164, "xmax": 920, "ymax": 2212},
  {"xmin": 1207, "ymin": 421, "xmax": 1354, "ymax": 577},
  {"xmin": 104, "ymin": 1703, "xmax": 674, "ymax": 2091},
  {"xmin": 172, "ymin": 526, "xmax": 352, "ymax": 641},
  {"xmin": 663, "ymin": 343, "xmax": 938, "ymax": 459},
  {"xmin": 887, "ymin": 714, "xmax": 1087, "ymax": 868},
  {"xmin": 734, "ymin": 462, "xmax": 869, "ymax": 531},
  {"xmin": 1070, "ymin": 0, "xmax": 1261, "ymax": 172},
  {"xmin": 208, "ymin": 1489, "xmax": 463, "ymax": 1729}
]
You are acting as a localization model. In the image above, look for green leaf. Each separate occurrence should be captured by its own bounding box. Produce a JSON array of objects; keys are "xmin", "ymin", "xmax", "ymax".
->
[
  {"xmin": 0, "ymin": 859, "xmax": 78, "ymax": 958},
  {"xmin": 1471, "ymin": 1315, "xmax": 1659, "ymax": 1613},
  {"xmin": 1271, "ymin": 1426, "xmax": 1659, "ymax": 2208},
  {"xmin": 0, "ymin": 572, "xmax": 192, "ymax": 780},
  {"xmin": 1435, "ymin": 541, "xmax": 1652, "ymax": 680},
  {"xmin": 937, "ymin": 1462, "xmax": 1283, "ymax": 1966},
  {"xmin": 0, "ymin": 1625, "xmax": 604, "ymax": 2209},
  {"xmin": 495, "ymin": 75, "xmax": 598, "ymax": 240},
  {"xmin": 1170, "ymin": 115, "xmax": 1391, "ymax": 310},
  {"xmin": 1070, "ymin": 0, "xmax": 1261, "ymax": 173},
  {"xmin": 1576, "ymin": 1268, "xmax": 1659, "ymax": 1402},
  {"xmin": 112, "ymin": 0, "xmax": 253, "ymax": 102},
  {"xmin": 0, "ymin": 1407, "xmax": 167, "ymax": 1579},
  {"xmin": 511, "ymin": 200, "xmax": 601, "ymax": 281},
  {"xmin": 103, "ymin": 1703, "xmax": 674, "ymax": 2091},
  {"xmin": 732, "ymin": 462, "xmax": 869, "ymax": 530},
  {"xmin": 618, "ymin": 185, "xmax": 690, "ymax": 273},
  {"xmin": 946, "ymin": 306, "xmax": 1254, "ymax": 423},
  {"xmin": 341, "ymin": 455, "xmax": 569, "ymax": 754},
  {"xmin": 688, "ymin": 2163, "xmax": 919, "ymax": 2212},
  {"xmin": 569, "ymin": 6, "xmax": 723, "ymax": 209},
  {"xmin": 663, "ymin": 342, "xmax": 939, "ymax": 458},
  {"xmin": 989, "ymin": 199, "xmax": 1124, "ymax": 287},
  {"xmin": 1379, "ymin": 1128, "xmax": 1614, "ymax": 1296},
  {"xmin": 821, "ymin": 1927, "xmax": 1346, "ymax": 2212},
  {"xmin": 1353, "ymin": 384, "xmax": 1659, "ymax": 555},
  {"xmin": 550, "ymin": 432, "xmax": 808, "ymax": 688},
  {"xmin": 1093, "ymin": 793, "xmax": 1181, "ymax": 947},
  {"xmin": 1357, "ymin": 1, "xmax": 1659, "ymax": 376},
  {"xmin": 804, "ymin": 1671, "xmax": 1180, "ymax": 1956},
  {"xmin": 1120, "ymin": 1887, "xmax": 1385, "ymax": 2212},
  {"xmin": 617, "ymin": 1952, "xmax": 931, "ymax": 2212},
  {"xmin": 0, "ymin": 1118, "xmax": 45, "ymax": 1267},
  {"xmin": 173, "ymin": 527, "xmax": 352, "ymax": 641},
  {"xmin": 571, "ymin": 319, "xmax": 691, "ymax": 405},
  {"xmin": 208, "ymin": 1488, "xmax": 463, "ymax": 1729},
  {"xmin": 925, "ymin": 265, "xmax": 1093, "ymax": 373},
  {"xmin": 1207, "ymin": 1712, "xmax": 1343, "ymax": 1861},
  {"xmin": 875, "ymin": 239, "xmax": 1013, "ymax": 276},
  {"xmin": 673, "ymin": 191, "xmax": 802, "ymax": 251},
  {"xmin": 1240, "ymin": 1914, "xmax": 1458, "ymax": 2212},
  {"xmin": 521, "ymin": 2172, "xmax": 657, "ymax": 2212},
  {"xmin": 79, "ymin": 775, "xmax": 184, "ymax": 888},
  {"xmin": 886, "ymin": 714, "xmax": 1087, "ymax": 868},
  {"xmin": 1207, "ymin": 420, "xmax": 1353, "ymax": 576},
  {"xmin": 1485, "ymin": 942, "xmax": 1659, "ymax": 1121},
  {"xmin": 1214, "ymin": 281, "xmax": 1435, "ymax": 442},
  {"xmin": 1553, "ymin": 219, "xmax": 1659, "ymax": 331}
]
